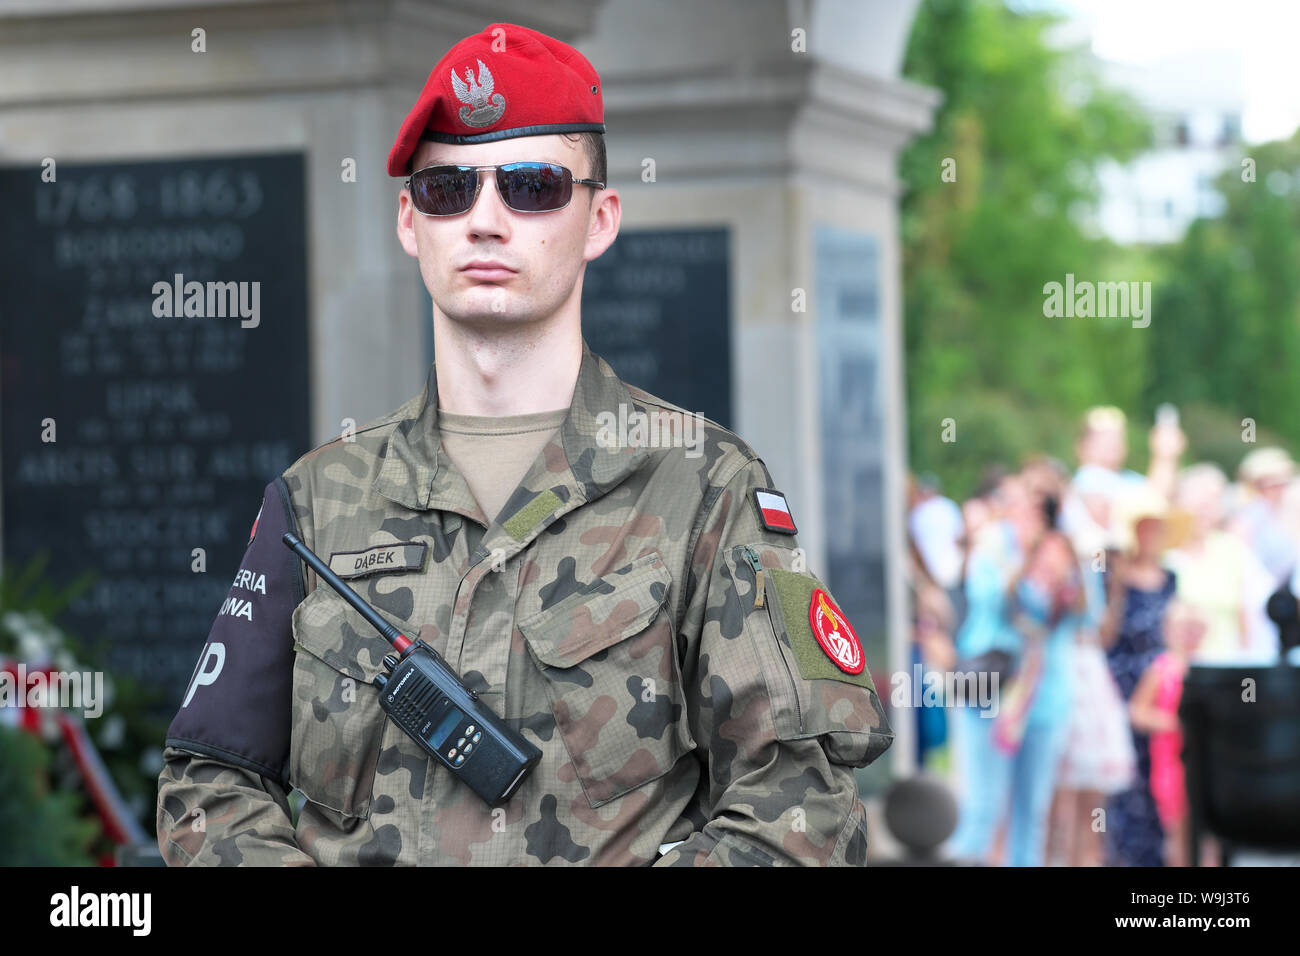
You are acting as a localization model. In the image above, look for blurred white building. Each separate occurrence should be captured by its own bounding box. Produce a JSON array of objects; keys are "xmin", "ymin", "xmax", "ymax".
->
[
  {"xmin": 1091, "ymin": 52, "xmax": 1246, "ymax": 244},
  {"xmin": 1040, "ymin": 4, "xmax": 1248, "ymax": 244}
]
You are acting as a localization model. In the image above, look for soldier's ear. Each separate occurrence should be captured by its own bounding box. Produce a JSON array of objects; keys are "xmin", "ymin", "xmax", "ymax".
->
[
  {"xmin": 396, "ymin": 188, "xmax": 421, "ymax": 259},
  {"xmin": 582, "ymin": 187, "xmax": 620, "ymax": 263}
]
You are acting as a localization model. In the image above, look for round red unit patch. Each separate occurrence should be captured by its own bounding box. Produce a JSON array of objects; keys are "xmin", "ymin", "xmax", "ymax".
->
[{"xmin": 808, "ymin": 588, "xmax": 864, "ymax": 674}]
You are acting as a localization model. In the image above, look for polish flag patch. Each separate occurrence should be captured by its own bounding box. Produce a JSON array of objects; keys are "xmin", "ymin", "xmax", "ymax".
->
[{"xmin": 754, "ymin": 488, "xmax": 797, "ymax": 534}]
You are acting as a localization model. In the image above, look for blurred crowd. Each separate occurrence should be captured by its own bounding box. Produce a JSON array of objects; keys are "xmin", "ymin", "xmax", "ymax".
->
[{"xmin": 906, "ymin": 406, "xmax": 1300, "ymax": 866}]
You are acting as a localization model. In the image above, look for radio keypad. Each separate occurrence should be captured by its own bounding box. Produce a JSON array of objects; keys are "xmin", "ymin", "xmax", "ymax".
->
[{"xmin": 443, "ymin": 716, "xmax": 479, "ymax": 770}]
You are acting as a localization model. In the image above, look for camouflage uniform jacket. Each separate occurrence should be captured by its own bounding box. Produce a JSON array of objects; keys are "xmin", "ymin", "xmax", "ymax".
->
[{"xmin": 157, "ymin": 341, "xmax": 893, "ymax": 865}]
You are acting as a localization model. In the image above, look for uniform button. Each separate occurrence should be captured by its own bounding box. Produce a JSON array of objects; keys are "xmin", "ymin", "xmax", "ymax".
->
[
  {"xmin": 463, "ymin": 743, "xmax": 472, "ymax": 754},
  {"xmin": 457, "ymin": 737, "xmax": 466, "ymax": 748},
  {"xmin": 472, "ymin": 732, "xmax": 481, "ymax": 743},
  {"xmin": 465, "ymin": 725, "xmax": 475, "ymax": 735},
  {"xmin": 455, "ymin": 754, "xmax": 465, "ymax": 766},
  {"xmin": 447, "ymin": 748, "xmax": 457, "ymax": 758}
]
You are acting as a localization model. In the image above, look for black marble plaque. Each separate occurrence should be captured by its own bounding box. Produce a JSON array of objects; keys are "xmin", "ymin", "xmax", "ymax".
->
[
  {"xmin": 0, "ymin": 153, "xmax": 309, "ymax": 705},
  {"xmin": 581, "ymin": 227, "xmax": 731, "ymax": 428}
]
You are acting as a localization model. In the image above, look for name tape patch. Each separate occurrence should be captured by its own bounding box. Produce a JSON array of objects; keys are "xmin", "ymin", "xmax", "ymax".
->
[
  {"xmin": 753, "ymin": 487, "xmax": 797, "ymax": 535},
  {"xmin": 327, "ymin": 541, "xmax": 428, "ymax": 579}
]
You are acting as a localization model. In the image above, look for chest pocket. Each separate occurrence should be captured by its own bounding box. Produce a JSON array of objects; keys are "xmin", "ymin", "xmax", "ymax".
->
[
  {"xmin": 288, "ymin": 583, "xmax": 397, "ymax": 826},
  {"xmin": 517, "ymin": 551, "xmax": 693, "ymax": 807}
]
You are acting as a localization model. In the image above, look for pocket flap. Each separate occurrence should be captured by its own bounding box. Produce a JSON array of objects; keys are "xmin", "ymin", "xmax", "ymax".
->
[
  {"xmin": 518, "ymin": 551, "xmax": 673, "ymax": 668},
  {"xmin": 291, "ymin": 585, "xmax": 394, "ymax": 684}
]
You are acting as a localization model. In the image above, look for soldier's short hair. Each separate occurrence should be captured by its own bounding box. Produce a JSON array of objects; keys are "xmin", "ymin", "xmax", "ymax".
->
[{"xmin": 563, "ymin": 130, "xmax": 606, "ymax": 187}]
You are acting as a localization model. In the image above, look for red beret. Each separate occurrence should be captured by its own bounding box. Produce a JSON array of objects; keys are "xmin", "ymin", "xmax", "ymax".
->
[{"xmin": 387, "ymin": 22, "xmax": 605, "ymax": 177}]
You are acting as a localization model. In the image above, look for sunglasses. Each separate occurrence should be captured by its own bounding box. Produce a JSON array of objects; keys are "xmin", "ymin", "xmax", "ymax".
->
[{"xmin": 404, "ymin": 162, "xmax": 605, "ymax": 216}]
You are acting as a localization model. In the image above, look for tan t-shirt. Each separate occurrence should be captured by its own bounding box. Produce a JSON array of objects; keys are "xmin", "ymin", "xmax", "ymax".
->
[{"xmin": 437, "ymin": 406, "xmax": 569, "ymax": 524}]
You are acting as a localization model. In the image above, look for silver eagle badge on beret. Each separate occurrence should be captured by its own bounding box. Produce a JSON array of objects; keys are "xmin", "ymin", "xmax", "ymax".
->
[{"xmin": 452, "ymin": 59, "xmax": 507, "ymax": 128}]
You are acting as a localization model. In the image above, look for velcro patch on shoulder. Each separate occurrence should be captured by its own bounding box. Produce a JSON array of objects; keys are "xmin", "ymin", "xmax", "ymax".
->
[
  {"xmin": 327, "ymin": 542, "xmax": 427, "ymax": 579},
  {"xmin": 770, "ymin": 569, "xmax": 874, "ymax": 688},
  {"xmin": 753, "ymin": 487, "xmax": 797, "ymax": 535}
]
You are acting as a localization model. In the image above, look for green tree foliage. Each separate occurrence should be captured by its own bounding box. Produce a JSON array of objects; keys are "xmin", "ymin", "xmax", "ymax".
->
[
  {"xmin": 900, "ymin": 0, "xmax": 1151, "ymax": 499},
  {"xmin": 0, "ymin": 726, "xmax": 99, "ymax": 865},
  {"xmin": 1146, "ymin": 133, "xmax": 1300, "ymax": 454}
]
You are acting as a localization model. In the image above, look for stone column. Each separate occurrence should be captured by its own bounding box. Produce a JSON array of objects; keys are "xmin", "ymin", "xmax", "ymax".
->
[{"xmin": 580, "ymin": 0, "xmax": 939, "ymax": 780}]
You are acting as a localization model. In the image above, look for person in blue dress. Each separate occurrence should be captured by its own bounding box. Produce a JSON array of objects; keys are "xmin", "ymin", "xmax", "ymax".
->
[
  {"xmin": 1099, "ymin": 512, "xmax": 1178, "ymax": 866},
  {"xmin": 948, "ymin": 480, "xmax": 1091, "ymax": 865}
]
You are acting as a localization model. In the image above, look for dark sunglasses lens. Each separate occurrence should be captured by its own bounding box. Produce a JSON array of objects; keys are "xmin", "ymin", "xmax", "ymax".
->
[
  {"xmin": 411, "ymin": 167, "xmax": 476, "ymax": 215},
  {"xmin": 497, "ymin": 163, "xmax": 572, "ymax": 211}
]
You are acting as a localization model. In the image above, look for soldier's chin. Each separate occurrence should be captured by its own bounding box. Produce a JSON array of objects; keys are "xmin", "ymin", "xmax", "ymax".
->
[{"xmin": 442, "ymin": 297, "xmax": 536, "ymax": 327}]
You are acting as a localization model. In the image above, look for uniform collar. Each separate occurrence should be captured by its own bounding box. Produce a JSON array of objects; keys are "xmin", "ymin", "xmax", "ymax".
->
[{"xmin": 374, "ymin": 339, "xmax": 649, "ymax": 541}]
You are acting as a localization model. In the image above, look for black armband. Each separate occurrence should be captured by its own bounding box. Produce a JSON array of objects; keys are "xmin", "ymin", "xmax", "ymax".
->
[{"xmin": 164, "ymin": 477, "xmax": 304, "ymax": 785}]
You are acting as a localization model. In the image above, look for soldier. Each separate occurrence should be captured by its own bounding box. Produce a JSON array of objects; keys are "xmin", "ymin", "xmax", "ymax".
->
[{"xmin": 156, "ymin": 22, "xmax": 893, "ymax": 866}]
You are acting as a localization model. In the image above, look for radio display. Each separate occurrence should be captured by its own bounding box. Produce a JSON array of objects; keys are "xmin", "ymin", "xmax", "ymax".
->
[{"xmin": 430, "ymin": 707, "xmax": 465, "ymax": 748}]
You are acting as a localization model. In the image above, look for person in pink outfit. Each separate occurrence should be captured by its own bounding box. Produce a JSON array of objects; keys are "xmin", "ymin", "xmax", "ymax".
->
[{"xmin": 1128, "ymin": 600, "xmax": 1206, "ymax": 867}]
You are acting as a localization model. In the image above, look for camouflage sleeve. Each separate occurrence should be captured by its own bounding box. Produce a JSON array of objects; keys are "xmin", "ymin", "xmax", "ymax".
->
[
  {"xmin": 155, "ymin": 477, "xmax": 316, "ymax": 866},
  {"xmin": 656, "ymin": 458, "xmax": 893, "ymax": 866},
  {"xmin": 157, "ymin": 748, "xmax": 315, "ymax": 866}
]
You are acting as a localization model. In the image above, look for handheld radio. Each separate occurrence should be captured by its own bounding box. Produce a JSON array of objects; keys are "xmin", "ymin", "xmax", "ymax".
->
[{"xmin": 282, "ymin": 532, "xmax": 541, "ymax": 807}]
